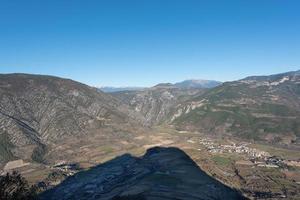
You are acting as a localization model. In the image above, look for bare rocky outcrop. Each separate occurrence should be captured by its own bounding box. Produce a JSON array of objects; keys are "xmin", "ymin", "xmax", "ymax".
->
[
  {"xmin": 112, "ymin": 84, "xmax": 205, "ymax": 125},
  {"xmin": 40, "ymin": 147, "xmax": 246, "ymax": 200}
]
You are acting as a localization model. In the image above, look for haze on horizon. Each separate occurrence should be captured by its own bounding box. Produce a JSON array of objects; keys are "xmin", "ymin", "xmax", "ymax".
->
[{"xmin": 0, "ymin": 0, "xmax": 299, "ymax": 87}]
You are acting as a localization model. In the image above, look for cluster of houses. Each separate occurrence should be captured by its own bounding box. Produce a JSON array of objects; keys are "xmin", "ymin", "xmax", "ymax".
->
[
  {"xmin": 51, "ymin": 161, "xmax": 80, "ymax": 176},
  {"xmin": 194, "ymin": 138, "xmax": 300, "ymax": 169},
  {"xmin": 197, "ymin": 139, "xmax": 270, "ymax": 158}
]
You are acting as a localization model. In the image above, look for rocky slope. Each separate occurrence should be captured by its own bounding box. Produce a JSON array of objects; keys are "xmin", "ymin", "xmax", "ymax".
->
[
  {"xmin": 111, "ymin": 84, "xmax": 205, "ymax": 125},
  {"xmin": 0, "ymin": 74, "xmax": 143, "ymax": 165},
  {"xmin": 171, "ymin": 70, "xmax": 300, "ymax": 143},
  {"xmin": 40, "ymin": 147, "xmax": 246, "ymax": 200}
]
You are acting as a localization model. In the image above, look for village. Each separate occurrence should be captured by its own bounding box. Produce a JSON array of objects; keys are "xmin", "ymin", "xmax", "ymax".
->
[{"xmin": 188, "ymin": 138, "xmax": 300, "ymax": 169}]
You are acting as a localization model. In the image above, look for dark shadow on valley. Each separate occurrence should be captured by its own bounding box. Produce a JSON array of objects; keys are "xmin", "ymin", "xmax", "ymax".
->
[{"xmin": 39, "ymin": 147, "xmax": 247, "ymax": 200}]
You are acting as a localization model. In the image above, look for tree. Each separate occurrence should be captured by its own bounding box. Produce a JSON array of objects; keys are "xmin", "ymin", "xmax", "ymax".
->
[{"xmin": 0, "ymin": 171, "xmax": 37, "ymax": 200}]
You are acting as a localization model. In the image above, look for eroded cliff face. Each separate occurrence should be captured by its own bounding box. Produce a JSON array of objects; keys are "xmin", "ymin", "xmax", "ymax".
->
[
  {"xmin": 112, "ymin": 85, "xmax": 205, "ymax": 126},
  {"xmin": 40, "ymin": 147, "xmax": 246, "ymax": 200},
  {"xmin": 0, "ymin": 74, "xmax": 143, "ymax": 164}
]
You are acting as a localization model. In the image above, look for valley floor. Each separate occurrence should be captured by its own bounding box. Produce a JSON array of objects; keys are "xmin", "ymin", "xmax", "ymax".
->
[{"xmin": 2, "ymin": 126, "xmax": 300, "ymax": 200}]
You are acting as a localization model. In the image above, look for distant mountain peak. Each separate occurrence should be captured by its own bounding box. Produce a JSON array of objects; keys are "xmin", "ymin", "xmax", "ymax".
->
[
  {"xmin": 174, "ymin": 79, "xmax": 222, "ymax": 89},
  {"xmin": 153, "ymin": 83, "xmax": 174, "ymax": 88},
  {"xmin": 99, "ymin": 79, "xmax": 221, "ymax": 93},
  {"xmin": 99, "ymin": 86, "xmax": 146, "ymax": 93}
]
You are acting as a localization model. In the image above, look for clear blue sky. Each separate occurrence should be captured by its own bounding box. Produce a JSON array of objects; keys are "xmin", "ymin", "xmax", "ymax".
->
[{"xmin": 0, "ymin": 0, "xmax": 299, "ymax": 87}]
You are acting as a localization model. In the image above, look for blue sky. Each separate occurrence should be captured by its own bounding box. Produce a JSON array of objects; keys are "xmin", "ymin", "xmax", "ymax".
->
[{"xmin": 0, "ymin": 0, "xmax": 299, "ymax": 87}]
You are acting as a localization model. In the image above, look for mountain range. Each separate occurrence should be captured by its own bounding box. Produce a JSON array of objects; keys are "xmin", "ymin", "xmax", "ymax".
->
[
  {"xmin": 99, "ymin": 79, "xmax": 222, "ymax": 93},
  {"xmin": 170, "ymin": 70, "xmax": 300, "ymax": 144},
  {"xmin": 0, "ymin": 70, "xmax": 299, "ymax": 199}
]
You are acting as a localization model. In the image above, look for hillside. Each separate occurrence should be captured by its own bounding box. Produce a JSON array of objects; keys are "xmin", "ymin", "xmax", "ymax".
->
[
  {"xmin": 171, "ymin": 70, "xmax": 300, "ymax": 144},
  {"xmin": 112, "ymin": 84, "xmax": 205, "ymax": 125},
  {"xmin": 40, "ymin": 147, "xmax": 246, "ymax": 200},
  {"xmin": 106, "ymin": 79, "xmax": 221, "ymax": 125},
  {"xmin": 0, "ymin": 74, "xmax": 143, "ymax": 165}
]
